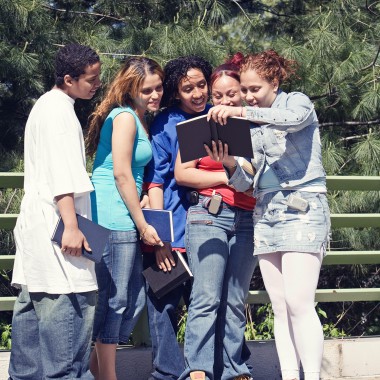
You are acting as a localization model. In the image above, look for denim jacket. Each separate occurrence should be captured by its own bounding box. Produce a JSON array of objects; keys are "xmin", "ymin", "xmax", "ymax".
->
[{"xmin": 229, "ymin": 90, "xmax": 326, "ymax": 195}]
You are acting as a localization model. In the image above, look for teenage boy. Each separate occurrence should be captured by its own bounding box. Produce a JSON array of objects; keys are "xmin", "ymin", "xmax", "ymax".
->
[{"xmin": 8, "ymin": 44, "xmax": 101, "ymax": 380}]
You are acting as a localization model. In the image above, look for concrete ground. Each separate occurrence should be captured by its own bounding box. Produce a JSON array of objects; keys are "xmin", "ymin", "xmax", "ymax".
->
[{"xmin": 1, "ymin": 337, "xmax": 379, "ymax": 379}]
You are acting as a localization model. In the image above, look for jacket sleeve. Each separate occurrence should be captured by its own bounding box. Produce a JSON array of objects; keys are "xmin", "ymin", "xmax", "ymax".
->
[
  {"xmin": 226, "ymin": 162, "xmax": 254, "ymax": 192},
  {"xmin": 246, "ymin": 92, "xmax": 318, "ymax": 133}
]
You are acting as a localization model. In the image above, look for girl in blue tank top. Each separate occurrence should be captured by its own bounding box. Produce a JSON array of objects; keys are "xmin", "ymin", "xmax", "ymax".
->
[{"xmin": 86, "ymin": 57, "xmax": 164, "ymax": 379}]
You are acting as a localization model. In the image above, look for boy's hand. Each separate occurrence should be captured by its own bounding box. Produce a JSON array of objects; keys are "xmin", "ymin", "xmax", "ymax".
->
[{"xmin": 61, "ymin": 227, "xmax": 91, "ymax": 257}]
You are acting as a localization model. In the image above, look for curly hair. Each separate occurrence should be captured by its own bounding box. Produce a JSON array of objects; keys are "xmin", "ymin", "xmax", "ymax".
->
[
  {"xmin": 86, "ymin": 56, "xmax": 164, "ymax": 156},
  {"xmin": 240, "ymin": 49, "xmax": 298, "ymax": 86},
  {"xmin": 55, "ymin": 44, "xmax": 100, "ymax": 87},
  {"xmin": 160, "ymin": 55, "xmax": 212, "ymax": 108}
]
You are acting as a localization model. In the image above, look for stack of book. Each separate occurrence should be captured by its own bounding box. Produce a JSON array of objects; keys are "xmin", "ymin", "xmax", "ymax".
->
[{"xmin": 141, "ymin": 208, "xmax": 193, "ymax": 299}]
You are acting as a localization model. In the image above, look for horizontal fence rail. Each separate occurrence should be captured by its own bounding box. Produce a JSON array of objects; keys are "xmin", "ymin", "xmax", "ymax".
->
[
  {"xmin": 1, "ymin": 174, "xmax": 380, "ymax": 312},
  {"xmin": 2, "ymin": 213, "xmax": 380, "ymax": 229}
]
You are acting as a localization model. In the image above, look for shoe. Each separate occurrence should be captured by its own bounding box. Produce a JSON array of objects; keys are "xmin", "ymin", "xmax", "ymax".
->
[
  {"xmin": 190, "ymin": 371, "xmax": 206, "ymax": 380},
  {"xmin": 234, "ymin": 376, "xmax": 253, "ymax": 380}
]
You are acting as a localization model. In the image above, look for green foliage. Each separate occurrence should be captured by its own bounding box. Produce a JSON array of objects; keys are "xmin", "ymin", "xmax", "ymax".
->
[
  {"xmin": 176, "ymin": 305, "xmax": 187, "ymax": 344},
  {"xmin": 0, "ymin": 323, "xmax": 11, "ymax": 350},
  {"xmin": 249, "ymin": 304, "xmax": 275, "ymax": 340},
  {"xmin": 316, "ymin": 305, "xmax": 346, "ymax": 338}
]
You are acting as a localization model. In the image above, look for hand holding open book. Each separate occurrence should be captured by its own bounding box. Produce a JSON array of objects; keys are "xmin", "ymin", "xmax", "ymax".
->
[{"xmin": 176, "ymin": 114, "xmax": 254, "ymax": 163}]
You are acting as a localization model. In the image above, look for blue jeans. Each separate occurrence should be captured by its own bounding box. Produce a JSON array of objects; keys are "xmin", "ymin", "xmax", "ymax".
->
[
  {"xmin": 9, "ymin": 286, "xmax": 96, "ymax": 379},
  {"xmin": 92, "ymin": 230, "xmax": 146, "ymax": 344},
  {"xmin": 180, "ymin": 198, "xmax": 257, "ymax": 380},
  {"xmin": 143, "ymin": 252, "xmax": 192, "ymax": 380}
]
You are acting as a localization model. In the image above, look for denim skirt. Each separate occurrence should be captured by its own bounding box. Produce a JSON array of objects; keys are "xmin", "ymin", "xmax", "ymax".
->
[{"xmin": 253, "ymin": 190, "xmax": 331, "ymax": 255}]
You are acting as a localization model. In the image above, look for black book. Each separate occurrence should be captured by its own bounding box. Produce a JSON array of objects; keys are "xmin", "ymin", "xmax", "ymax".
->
[
  {"xmin": 142, "ymin": 208, "xmax": 174, "ymax": 242},
  {"xmin": 176, "ymin": 114, "xmax": 254, "ymax": 163},
  {"xmin": 142, "ymin": 250, "xmax": 193, "ymax": 299},
  {"xmin": 51, "ymin": 214, "xmax": 110, "ymax": 263}
]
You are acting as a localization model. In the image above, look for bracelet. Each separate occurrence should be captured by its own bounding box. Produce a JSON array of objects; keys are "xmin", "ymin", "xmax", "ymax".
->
[{"xmin": 140, "ymin": 224, "xmax": 150, "ymax": 240}]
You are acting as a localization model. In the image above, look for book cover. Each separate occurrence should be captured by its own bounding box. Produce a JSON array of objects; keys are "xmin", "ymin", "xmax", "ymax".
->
[
  {"xmin": 142, "ymin": 250, "xmax": 193, "ymax": 299},
  {"xmin": 51, "ymin": 214, "xmax": 110, "ymax": 263},
  {"xmin": 176, "ymin": 114, "xmax": 254, "ymax": 163},
  {"xmin": 142, "ymin": 208, "xmax": 174, "ymax": 242}
]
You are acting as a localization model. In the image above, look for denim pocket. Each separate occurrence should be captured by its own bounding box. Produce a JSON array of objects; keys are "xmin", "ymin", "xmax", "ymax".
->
[{"xmin": 187, "ymin": 202, "xmax": 214, "ymax": 225}]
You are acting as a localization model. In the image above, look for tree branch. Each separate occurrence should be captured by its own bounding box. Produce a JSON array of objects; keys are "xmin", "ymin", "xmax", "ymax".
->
[
  {"xmin": 319, "ymin": 119, "xmax": 380, "ymax": 128},
  {"xmin": 42, "ymin": 4, "xmax": 127, "ymax": 22},
  {"xmin": 258, "ymin": 4, "xmax": 294, "ymax": 18},
  {"xmin": 51, "ymin": 43, "xmax": 144, "ymax": 58},
  {"xmin": 231, "ymin": 0, "xmax": 256, "ymax": 27},
  {"xmin": 310, "ymin": 87, "xmax": 338, "ymax": 101},
  {"xmin": 346, "ymin": 302, "xmax": 379, "ymax": 335},
  {"xmin": 361, "ymin": 44, "xmax": 380, "ymax": 71},
  {"xmin": 366, "ymin": 0, "xmax": 380, "ymax": 15},
  {"xmin": 233, "ymin": 0, "xmax": 293, "ymax": 18},
  {"xmin": 341, "ymin": 134, "xmax": 369, "ymax": 141},
  {"xmin": 310, "ymin": 92, "xmax": 333, "ymax": 101}
]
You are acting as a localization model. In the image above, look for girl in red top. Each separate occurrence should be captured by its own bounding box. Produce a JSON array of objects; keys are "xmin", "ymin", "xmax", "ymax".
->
[{"xmin": 175, "ymin": 60, "xmax": 256, "ymax": 380}]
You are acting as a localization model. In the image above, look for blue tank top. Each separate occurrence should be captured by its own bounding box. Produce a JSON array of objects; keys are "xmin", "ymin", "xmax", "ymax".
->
[{"xmin": 91, "ymin": 107, "xmax": 152, "ymax": 231}]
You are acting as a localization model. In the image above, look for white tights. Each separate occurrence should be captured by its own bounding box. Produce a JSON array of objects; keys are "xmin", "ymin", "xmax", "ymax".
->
[{"xmin": 258, "ymin": 251, "xmax": 324, "ymax": 380}]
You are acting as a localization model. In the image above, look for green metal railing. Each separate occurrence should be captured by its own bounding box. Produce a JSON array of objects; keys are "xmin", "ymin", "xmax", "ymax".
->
[{"xmin": 1, "ymin": 174, "xmax": 380, "ymax": 310}]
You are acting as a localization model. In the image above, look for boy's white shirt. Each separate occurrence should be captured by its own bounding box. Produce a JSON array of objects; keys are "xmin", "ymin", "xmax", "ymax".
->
[{"xmin": 12, "ymin": 89, "xmax": 98, "ymax": 294}]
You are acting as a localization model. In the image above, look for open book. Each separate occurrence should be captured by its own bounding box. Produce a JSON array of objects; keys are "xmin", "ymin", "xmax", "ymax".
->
[
  {"xmin": 142, "ymin": 250, "xmax": 193, "ymax": 299},
  {"xmin": 176, "ymin": 114, "xmax": 254, "ymax": 163}
]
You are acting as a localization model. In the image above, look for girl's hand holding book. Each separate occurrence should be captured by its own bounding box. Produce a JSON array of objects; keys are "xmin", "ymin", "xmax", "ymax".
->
[
  {"xmin": 140, "ymin": 224, "xmax": 164, "ymax": 247},
  {"xmin": 204, "ymin": 140, "xmax": 237, "ymax": 171}
]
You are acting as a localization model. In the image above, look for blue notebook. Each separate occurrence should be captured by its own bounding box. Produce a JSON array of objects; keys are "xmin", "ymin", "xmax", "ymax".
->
[
  {"xmin": 51, "ymin": 214, "xmax": 110, "ymax": 263},
  {"xmin": 142, "ymin": 208, "xmax": 174, "ymax": 243}
]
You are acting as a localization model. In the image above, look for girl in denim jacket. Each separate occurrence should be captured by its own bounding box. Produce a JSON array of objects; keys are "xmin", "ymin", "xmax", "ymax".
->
[{"xmin": 206, "ymin": 50, "xmax": 330, "ymax": 380}]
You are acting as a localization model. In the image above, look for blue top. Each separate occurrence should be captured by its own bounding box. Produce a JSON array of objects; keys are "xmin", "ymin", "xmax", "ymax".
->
[
  {"xmin": 144, "ymin": 105, "xmax": 211, "ymax": 248},
  {"xmin": 91, "ymin": 107, "xmax": 152, "ymax": 230}
]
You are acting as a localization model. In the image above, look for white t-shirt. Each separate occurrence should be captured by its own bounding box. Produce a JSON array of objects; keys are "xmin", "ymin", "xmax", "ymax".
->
[{"xmin": 12, "ymin": 89, "xmax": 98, "ymax": 294}]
